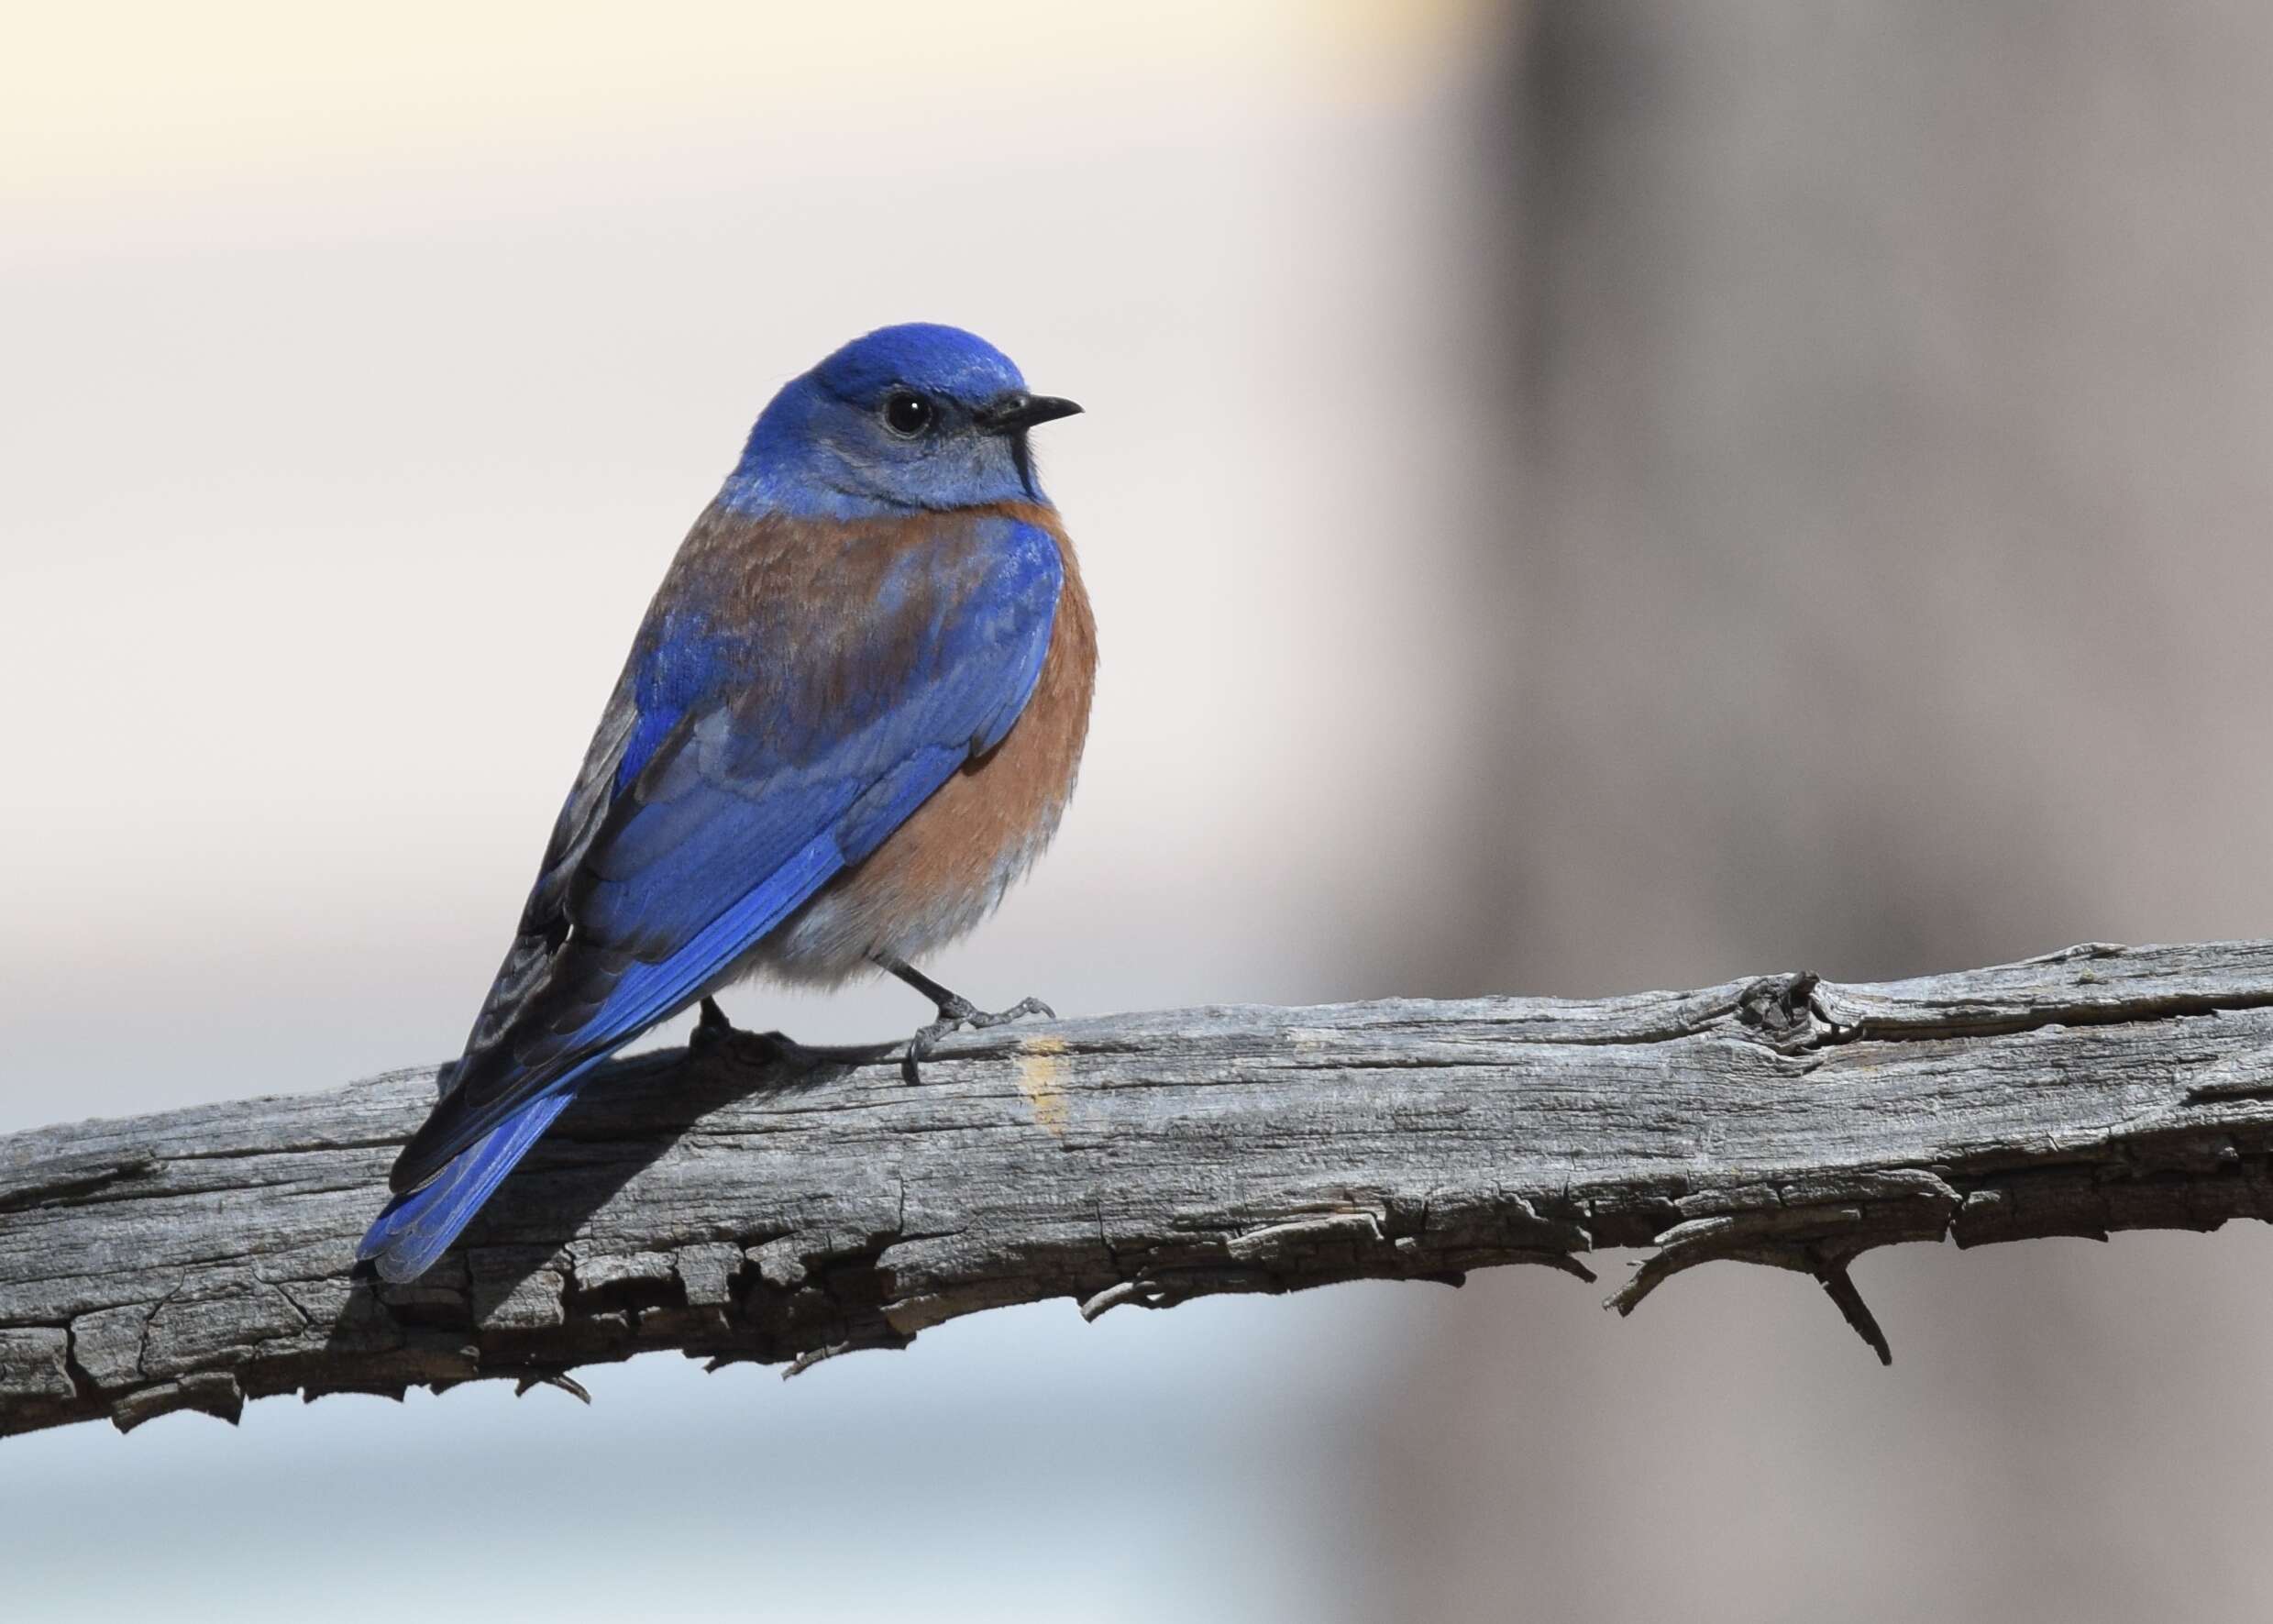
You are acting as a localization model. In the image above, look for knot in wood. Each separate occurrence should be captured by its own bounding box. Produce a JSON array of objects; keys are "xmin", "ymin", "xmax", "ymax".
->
[{"xmin": 1737, "ymin": 971, "xmax": 1826, "ymax": 1053}]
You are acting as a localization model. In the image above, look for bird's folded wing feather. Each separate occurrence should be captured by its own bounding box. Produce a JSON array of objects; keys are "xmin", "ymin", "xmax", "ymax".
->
[{"xmin": 389, "ymin": 510, "xmax": 1063, "ymax": 1192}]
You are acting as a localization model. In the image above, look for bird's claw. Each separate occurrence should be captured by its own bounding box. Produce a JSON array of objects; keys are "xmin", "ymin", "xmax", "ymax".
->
[
  {"xmin": 690, "ymin": 996, "xmax": 807, "ymax": 1069},
  {"xmin": 901, "ymin": 994, "xmax": 1055, "ymax": 1084},
  {"xmin": 967, "ymin": 994, "xmax": 1056, "ymax": 1029}
]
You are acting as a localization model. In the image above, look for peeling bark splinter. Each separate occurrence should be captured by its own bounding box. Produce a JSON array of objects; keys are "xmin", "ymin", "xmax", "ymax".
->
[{"xmin": 8, "ymin": 939, "xmax": 2273, "ymax": 1438}]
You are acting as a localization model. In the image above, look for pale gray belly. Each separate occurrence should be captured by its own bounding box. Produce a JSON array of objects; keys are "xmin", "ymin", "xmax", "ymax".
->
[{"xmin": 728, "ymin": 801, "xmax": 1067, "ymax": 989}]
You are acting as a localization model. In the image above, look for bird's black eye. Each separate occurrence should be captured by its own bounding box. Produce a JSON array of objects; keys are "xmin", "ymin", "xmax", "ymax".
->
[{"xmin": 882, "ymin": 390, "xmax": 934, "ymax": 437}]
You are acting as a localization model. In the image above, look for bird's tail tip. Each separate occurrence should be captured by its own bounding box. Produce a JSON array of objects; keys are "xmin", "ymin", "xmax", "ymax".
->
[{"xmin": 356, "ymin": 1091, "xmax": 578, "ymax": 1283}]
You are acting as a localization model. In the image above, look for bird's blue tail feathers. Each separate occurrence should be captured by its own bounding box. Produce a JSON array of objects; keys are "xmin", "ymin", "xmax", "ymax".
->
[{"xmin": 357, "ymin": 1089, "xmax": 579, "ymax": 1283}]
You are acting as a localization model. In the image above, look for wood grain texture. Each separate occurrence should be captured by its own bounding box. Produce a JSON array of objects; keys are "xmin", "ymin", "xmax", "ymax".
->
[{"xmin": 8, "ymin": 938, "xmax": 2273, "ymax": 1439}]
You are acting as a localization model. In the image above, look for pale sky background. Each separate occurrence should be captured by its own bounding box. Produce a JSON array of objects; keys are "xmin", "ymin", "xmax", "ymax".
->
[{"xmin": 2, "ymin": 4, "xmax": 1509, "ymax": 1618}]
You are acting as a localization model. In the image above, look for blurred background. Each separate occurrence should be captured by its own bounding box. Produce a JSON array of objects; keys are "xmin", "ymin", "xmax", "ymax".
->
[{"xmin": 7, "ymin": 2, "xmax": 2273, "ymax": 1618}]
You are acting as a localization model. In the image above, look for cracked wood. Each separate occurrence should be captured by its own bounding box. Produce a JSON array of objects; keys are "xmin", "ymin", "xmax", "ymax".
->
[{"xmin": 7, "ymin": 939, "xmax": 2273, "ymax": 1438}]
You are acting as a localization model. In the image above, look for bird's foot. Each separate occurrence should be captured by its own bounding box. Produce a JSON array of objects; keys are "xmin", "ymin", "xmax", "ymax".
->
[
  {"xmin": 901, "ymin": 993, "xmax": 1055, "ymax": 1085},
  {"xmin": 868, "ymin": 952, "xmax": 1054, "ymax": 1083},
  {"xmin": 690, "ymin": 996, "xmax": 811, "ymax": 1069}
]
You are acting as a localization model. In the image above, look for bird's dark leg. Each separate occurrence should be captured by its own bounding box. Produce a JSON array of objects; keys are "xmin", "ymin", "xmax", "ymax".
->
[
  {"xmin": 688, "ymin": 995, "xmax": 811, "ymax": 1068},
  {"xmin": 870, "ymin": 953, "xmax": 1054, "ymax": 1083}
]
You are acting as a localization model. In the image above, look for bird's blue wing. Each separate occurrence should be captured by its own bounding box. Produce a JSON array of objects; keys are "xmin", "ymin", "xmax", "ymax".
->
[{"xmin": 381, "ymin": 510, "xmax": 1064, "ymax": 1198}]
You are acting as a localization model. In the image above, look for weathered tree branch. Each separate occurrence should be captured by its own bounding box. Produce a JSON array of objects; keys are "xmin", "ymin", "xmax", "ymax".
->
[{"xmin": 8, "ymin": 939, "xmax": 2273, "ymax": 1439}]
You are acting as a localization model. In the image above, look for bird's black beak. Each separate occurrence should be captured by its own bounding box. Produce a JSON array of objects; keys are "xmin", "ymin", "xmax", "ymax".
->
[{"xmin": 976, "ymin": 392, "xmax": 1084, "ymax": 435}]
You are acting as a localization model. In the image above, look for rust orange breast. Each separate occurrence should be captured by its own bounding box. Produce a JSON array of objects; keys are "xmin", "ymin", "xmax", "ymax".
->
[{"xmin": 751, "ymin": 500, "xmax": 1097, "ymax": 983}]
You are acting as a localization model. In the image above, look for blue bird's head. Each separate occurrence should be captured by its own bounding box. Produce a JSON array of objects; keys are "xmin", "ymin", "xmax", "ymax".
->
[{"xmin": 725, "ymin": 324, "xmax": 1082, "ymax": 517}]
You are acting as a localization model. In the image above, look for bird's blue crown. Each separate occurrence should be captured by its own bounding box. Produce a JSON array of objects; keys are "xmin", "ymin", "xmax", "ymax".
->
[{"xmin": 725, "ymin": 324, "xmax": 1056, "ymax": 517}]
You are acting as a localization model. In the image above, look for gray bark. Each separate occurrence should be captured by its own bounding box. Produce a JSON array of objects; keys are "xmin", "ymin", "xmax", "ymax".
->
[{"xmin": 6, "ymin": 938, "xmax": 2273, "ymax": 1439}]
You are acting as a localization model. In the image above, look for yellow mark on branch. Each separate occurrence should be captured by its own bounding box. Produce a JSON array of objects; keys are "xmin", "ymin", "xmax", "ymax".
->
[{"xmin": 1016, "ymin": 1036, "xmax": 1071, "ymax": 1137}]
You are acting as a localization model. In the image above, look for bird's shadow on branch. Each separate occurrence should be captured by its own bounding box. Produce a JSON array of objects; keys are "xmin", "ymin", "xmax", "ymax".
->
[{"xmin": 325, "ymin": 1029, "xmax": 899, "ymax": 1364}]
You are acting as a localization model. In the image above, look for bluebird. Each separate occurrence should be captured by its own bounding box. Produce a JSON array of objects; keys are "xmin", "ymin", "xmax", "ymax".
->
[{"xmin": 358, "ymin": 324, "xmax": 1094, "ymax": 1283}]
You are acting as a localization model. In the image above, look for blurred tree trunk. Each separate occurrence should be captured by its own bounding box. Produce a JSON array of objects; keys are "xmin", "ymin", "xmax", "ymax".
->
[{"xmin": 1365, "ymin": 6, "xmax": 2273, "ymax": 1621}]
